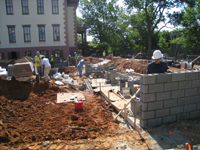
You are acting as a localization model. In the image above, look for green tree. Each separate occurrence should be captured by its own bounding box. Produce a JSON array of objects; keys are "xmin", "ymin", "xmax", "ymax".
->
[
  {"xmin": 124, "ymin": 0, "xmax": 196, "ymax": 58},
  {"xmin": 158, "ymin": 30, "xmax": 171, "ymax": 51},
  {"xmin": 79, "ymin": 0, "xmax": 120, "ymax": 53}
]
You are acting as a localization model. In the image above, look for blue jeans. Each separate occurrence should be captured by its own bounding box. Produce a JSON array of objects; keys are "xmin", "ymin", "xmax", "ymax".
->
[{"xmin": 78, "ymin": 67, "xmax": 82, "ymax": 77}]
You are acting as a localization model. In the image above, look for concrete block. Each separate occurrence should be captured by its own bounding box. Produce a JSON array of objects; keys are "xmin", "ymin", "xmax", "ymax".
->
[
  {"xmin": 172, "ymin": 72, "xmax": 185, "ymax": 81},
  {"xmin": 185, "ymin": 71, "xmax": 198, "ymax": 80},
  {"xmin": 178, "ymin": 81, "xmax": 191, "ymax": 89},
  {"xmin": 157, "ymin": 92, "xmax": 171, "ymax": 101},
  {"xmin": 148, "ymin": 101, "xmax": 163, "ymax": 110},
  {"xmin": 192, "ymin": 80, "xmax": 200, "ymax": 88},
  {"xmin": 171, "ymin": 90, "xmax": 184, "ymax": 98},
  {"xmin": 8, "ymin": 64, "xmax": 14, "ymax": 76},
  {"xmin": 197, "ymin": 103, "xmax": 200, "ymax": 110},
  {"xmin": 185, "ymin": 88, "xmax": 197, "ymax": 97},
  {"xmin": 148, "ymin": 118, "xmax": 162, "ymax": 127},
  {"xmin": 140, "ymin": 102, "xmax": 148, "ymax": 111},
  {"xmin": 177, "ymin": 113, "xmax": 190, "ymax": 120},
  {"xmin": 156, "ymin": 109, "xmax": 169, "ymax": 117},
  {"xmin": 178, "ymin": 97, "xmax": 190, "ymax": 106},
  {"xmin": 171, "ymin": 106, "xmax": 183, "ymax": 115},
  {"xmin": 190, "ymin": 110, "xmax": 200, "ymax": 119},
  {"xmin": 156, "ymin": 73, "xmax": 172, "ymax": 83},
  {"xmin": 191, "ymin": 95, "xmax": 200, "ymax": 103},
  {"xmin": 141, "ymin": 111, "xmax": 155, "ymax": 119},
  {"xmin": 141, "ymin": 74, "xmax": 156, "ymax": 84},
  {"xmin": 149, "ymin": 84, "xmax": 163, "ymax": 93},
  {"xmin": 140, "ymin": 93, "xmax": 155, "ymax": 102},
  {"xmin": 164, "ymin": 99, "xmax": 177, "ymax": 108},
  {"xmin": 140, "ymin": 119, "xmax": 148, "ymax": 128},
  {"xmin": 184, "ymin": 104, "xmax": 196, "ymax": 112},
  {"xmin": 163, "ymin": 115, "xmax": 176, "ymax": 124},
  {"xmin": 164, "ymin": 82, "xmax": 178, "ymax": 91},
  {"xmin": 140, "ymin": 84, "xmax": 148, "ymax": 94}
]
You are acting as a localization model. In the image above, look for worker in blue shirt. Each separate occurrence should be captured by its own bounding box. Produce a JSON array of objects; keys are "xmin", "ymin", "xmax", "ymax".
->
[
  {"xmin": 147, "ymin": 50, "xmax": 171, "ymax": 74},
  {"xmin": 77, "ymin": 59, "xmax": 84, "ymax": 77}
]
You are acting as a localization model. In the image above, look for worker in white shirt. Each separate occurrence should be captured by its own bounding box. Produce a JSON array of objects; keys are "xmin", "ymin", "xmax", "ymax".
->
[{"xmin": 41, "ymin": 56, "xmax": 51, "ymax": 81}]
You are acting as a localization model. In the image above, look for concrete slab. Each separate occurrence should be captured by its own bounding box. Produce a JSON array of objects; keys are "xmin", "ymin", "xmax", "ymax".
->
[{"xmin": 57, "ymin": 93, "xmax": 85, "ymax": 103}]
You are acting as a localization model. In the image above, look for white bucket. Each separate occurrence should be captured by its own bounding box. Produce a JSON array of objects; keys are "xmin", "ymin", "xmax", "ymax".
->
[{"xmin": 122, "ymin": 87, "xmax": 130, "ymax": 98}]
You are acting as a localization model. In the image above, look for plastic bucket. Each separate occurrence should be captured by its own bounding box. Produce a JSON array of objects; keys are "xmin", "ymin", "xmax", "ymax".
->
[{"xmin": 74, "ymin": 99, "xmax": 83, "ymax": 110}]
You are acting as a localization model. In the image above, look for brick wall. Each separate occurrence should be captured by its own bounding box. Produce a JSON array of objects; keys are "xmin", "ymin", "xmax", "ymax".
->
[{"xmin": 140, "ymin": 71, "xmax": 200, "ymax": 128}]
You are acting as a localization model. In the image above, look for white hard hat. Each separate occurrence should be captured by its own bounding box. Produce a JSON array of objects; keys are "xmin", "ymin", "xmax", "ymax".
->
[
  {"xmin": 36, "ymin": 51, "xmax": 40, "ymax": 54},
  {"xmin": 51, "ymin": 55, "xmax": 53, "ymax": 57},
  {"xmin": 69, "ymin": 55, "xmax": 71, "ymax": 57},
  {"xmin": 152, "ymin": 50, "xmax": 163, "ymax": 59},
  {"xmin": 81, "ymin": 59, "xmax": 84, "ymax": 62},
  {"xmin": 74, "ymin": 52, "xmax": 76, "ymax": 54}
]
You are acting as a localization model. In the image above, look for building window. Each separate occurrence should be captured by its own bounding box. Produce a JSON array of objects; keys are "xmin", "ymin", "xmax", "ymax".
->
[
  {"xmin": 55, "ymin": 50, "xmax": 60, "ymax": 57},
  {"xmin": 37, "ymin": 0, "xmax": 44, "ymax": 14},
  {"xmin": 5, "ymin": 0, "xmax": 13, "ymax": 15},
  {"xmin": 38, "ymin": 25, "xmax": 45, "ymax": 41},
  {"xmin": 23, "ymin": 26, "xmax": 31, "ymax": 42},
  {"xmin": 25, "ymin": 51, "xmax": 31, "ymax": 57},
  {"xmin": 8, "ymin": 26, "xmax": 16, "ymax": 43},
  {"xmin": 21, "ymin": 0, "xmax": 29, "ymax": 14},
  {"xmin": 40, "ymin": 50, "xmax": 46, "ymax": 57},
  {"xmin": 52, "ymin": 0, "xmax": 59, "ymax": 14},
  {"xmin": 53, "ymin": 25, "xmax": 60, "ymax": 41}
]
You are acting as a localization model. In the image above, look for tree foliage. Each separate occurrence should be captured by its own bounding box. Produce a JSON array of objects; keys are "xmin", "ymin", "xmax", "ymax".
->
[{"xmin": 124, "ymin": 0, "xmax": 196, "ymax": 57}]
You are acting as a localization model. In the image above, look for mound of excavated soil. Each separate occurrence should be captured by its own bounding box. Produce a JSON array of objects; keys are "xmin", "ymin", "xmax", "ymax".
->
[
  {"xmin": 0, "ymin": 77, "xmax": 118, "ymax": 146},
  {"xmin": 83, "ymin": 57, "xmax": 103, "ymax": 64}
]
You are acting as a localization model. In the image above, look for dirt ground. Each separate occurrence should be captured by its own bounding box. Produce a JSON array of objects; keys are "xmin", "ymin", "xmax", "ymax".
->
[{"xmin": 0, "ymin": 57, "xmax": 200, "ymax": 149}]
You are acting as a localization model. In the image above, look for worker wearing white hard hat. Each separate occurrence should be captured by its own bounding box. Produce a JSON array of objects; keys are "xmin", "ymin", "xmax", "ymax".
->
[
  {"xmin": 77, "ymin": 59, "xmax": 84, "ymax": 77},
  {"xmin": 146, "ymin": 50, "xmax": 171, "ymax": 74},
  {"xmin": 49, "ymin": 55, "xmax": 54, "ymax": 68}
]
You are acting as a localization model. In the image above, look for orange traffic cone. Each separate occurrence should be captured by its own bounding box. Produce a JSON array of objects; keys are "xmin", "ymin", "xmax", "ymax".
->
[
  {"xmin": 168, "ymin": 131, "xmax": 173, "ymax": 136},
  {"xmin": 185, "ymin": 143, "xmax": 191, "ymax": 150}
]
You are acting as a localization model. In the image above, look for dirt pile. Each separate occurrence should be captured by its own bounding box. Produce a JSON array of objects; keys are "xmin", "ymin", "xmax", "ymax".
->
[
  {"xmin": 83, "ymin": 57, "xmax": 103, "ymax": 64},
  {"xmin": 0, "ymin": 78, "xmax": 119, "ymax": 147}
]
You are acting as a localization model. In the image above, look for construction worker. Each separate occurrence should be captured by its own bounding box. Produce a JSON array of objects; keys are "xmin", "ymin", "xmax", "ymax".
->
[
  {"xmin": 67, "ymin": 55, "xmax": 71, "ymax": 66},
  {"xmin": 77, "ymin": 59, "xmax": 84, "ymax": 77},
  {"xmin": 34, "ymin": 51, "xmax": 41, "ymax": 75},
  {"xmin": 146, "ymin": 50, "xmax": 172, "ymax": 74},
  {"xmin": 103, "ymin": 51, "xmax": 106, "ymax": 60},
  {"xmin": 74, "ymin": 52, "xmax": 78, "ymax": 66},
  {"xmin": 49, "ymin": 55, "xmax": 54, "ymax": 68},
  {"xmin": 41, "ymin": 56, "xmax": 51, "ymax": 81}
]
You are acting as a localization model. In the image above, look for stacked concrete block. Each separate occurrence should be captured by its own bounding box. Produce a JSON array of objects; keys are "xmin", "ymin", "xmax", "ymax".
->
[
  {"xmin": 110, "ymin": 69, "xmax": 119, "ymax": 84},
  {"xmin": 8, "ymin": 64, "xmax": 14, "ymax": 76},
  {"xmin": 85, "ymin": 64, "xmax": 93, "ymax": 76},
  {"xmin": 140, "ymin": 71, "xmax": 200, "ymax": 128},
  {"xmin": 105, "ymin": 71, "xmax": 111, "ymax": 80}
]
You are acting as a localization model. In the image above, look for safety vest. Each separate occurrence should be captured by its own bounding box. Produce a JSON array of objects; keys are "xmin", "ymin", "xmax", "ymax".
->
[
  {"xmin": 35, "ymin": 55, "xmax": 41, "ymax": 67},
  {"xmin": 75, "ymin": 54, "xmax": 78, "ymax": 60},
  {"xmin": 50, "ymin": 57, "xmax": 53, "ymax": 62},
  {"xmin": 103, "ymin": 52, "xmax": 106, "ymax": 56}
]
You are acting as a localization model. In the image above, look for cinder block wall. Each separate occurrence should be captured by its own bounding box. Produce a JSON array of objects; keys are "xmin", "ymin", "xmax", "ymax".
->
[{"xmin": 140, "ymin": 71, "xmax": 200, "ymax": 128}]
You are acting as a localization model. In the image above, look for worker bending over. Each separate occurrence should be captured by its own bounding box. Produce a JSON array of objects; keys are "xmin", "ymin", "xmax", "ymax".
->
[
  {"xmin": 77, "ymin": 59, "xmax": 84, "ymax": 77},
  {"xmin": 41, "ymin": 56, "xmax": 51, "ymax": 81},
  {"xmin": 147, "ymin": 50, "xmax": 171, "ymax": 74}
]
